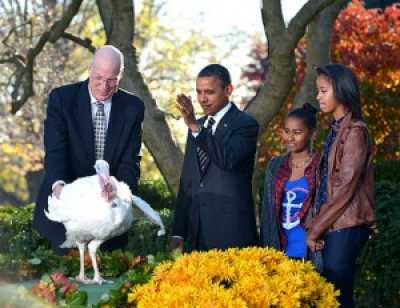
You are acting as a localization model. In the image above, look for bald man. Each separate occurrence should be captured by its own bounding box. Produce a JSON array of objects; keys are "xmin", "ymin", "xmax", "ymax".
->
[{"xmin": 33, "ymin": 45, "xmax": 145, "ymax": 255}]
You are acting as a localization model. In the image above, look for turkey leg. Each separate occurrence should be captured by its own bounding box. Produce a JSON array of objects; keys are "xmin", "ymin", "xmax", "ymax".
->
[
  {"xmin": 75, "ymin": 241, "xmax": 90, "ymax": 283},
  {"xmin": 88, "ymin": 239, "xmax": 112, "ymax": 284}
]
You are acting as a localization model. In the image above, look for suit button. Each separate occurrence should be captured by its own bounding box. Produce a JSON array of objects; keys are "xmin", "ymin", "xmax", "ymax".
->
[{"xmin": 200, "ymin": 182, "xmax": 204, "ymax": 188}]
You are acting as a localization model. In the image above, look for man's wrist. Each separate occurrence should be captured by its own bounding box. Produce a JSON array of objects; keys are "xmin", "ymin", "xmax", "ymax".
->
[{"xmin": 189, "ymin": 122, "xmax": 200, "ymax": 133}]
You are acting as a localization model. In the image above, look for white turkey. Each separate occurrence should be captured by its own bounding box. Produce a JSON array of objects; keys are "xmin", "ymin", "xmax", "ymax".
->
[{"xmin": 44, "ymin": 160, "xmax": 165, "ymax": 284}]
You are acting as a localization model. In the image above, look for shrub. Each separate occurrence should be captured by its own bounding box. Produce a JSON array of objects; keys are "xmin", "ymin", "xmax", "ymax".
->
[
  {"xmin": 137, "ymin": 179, "xmax": 175, "ymax": 210},
  {"xmin": 127, "ymin": 208, "xmax": 173, "ymax": 256},
  {"xmin": 375, "ymin": 160, "xmax": 400, "ymax": 183},
  {"xmin": 0, "ymin": 204, "xmax": 48, "ymax": 258},
  {"xmin": 355, "ymin": 180, "xmax": 400, "ymax": 307}
]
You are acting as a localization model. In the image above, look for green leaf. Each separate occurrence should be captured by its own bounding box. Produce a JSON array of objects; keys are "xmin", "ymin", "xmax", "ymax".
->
[
  {"xmin": 65, "ymin": 290, "xmax": 88, "ymax": 306},
  {"xmin": 27, "ymin": 257, "xmax": 42, "ymax": 265}
]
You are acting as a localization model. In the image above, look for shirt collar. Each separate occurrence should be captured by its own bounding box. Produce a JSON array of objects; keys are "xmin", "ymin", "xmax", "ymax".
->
[
  {"xmin": 331, "ymin": 112, "xmax": 349, "ymax": 131},
  {"xmin": 208, "ymin": 102, "xmax": 231, "ymax": 123}
]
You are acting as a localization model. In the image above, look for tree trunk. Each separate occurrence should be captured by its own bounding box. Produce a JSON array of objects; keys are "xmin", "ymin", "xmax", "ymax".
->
[
  {"xmin": 293, "ymin": 0, "xmax": 349, "ymax": 107},
  {"xmin": 97, "ymin": 0, "xmax": 183, "ymax": 195},
  {"xmin": 248, "ymin": 0, "xmax": 337, "ymax": 134}
]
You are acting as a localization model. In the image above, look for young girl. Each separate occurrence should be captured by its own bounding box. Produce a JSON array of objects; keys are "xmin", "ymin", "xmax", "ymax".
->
[
  {"xmin": 260, "ymin": 103, "xmax": 319, "ymax": 260},
  {"xmin": 308, "ymin": 64, "xmax": 375, "ymax": 308}
]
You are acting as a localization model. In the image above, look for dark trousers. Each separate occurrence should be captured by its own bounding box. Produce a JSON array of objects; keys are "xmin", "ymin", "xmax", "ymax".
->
[
  {"xmin": 322, "ymin": 226, "xmax": 370, "ymax": 308},
  {"xmin": 195, "ymin": 219, "xmax": 208, "ymax": 251}
]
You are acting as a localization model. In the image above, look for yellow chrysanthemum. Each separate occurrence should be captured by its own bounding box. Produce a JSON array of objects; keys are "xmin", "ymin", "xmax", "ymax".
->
[{"xmin": 129, "ymin": 247, "xmax": 339, "ymax": 307}]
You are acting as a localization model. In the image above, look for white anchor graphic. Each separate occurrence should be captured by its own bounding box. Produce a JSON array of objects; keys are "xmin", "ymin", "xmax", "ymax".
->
[{"xmin": 282, "ymin": 190, "xmax": 302, "ymax": 230}]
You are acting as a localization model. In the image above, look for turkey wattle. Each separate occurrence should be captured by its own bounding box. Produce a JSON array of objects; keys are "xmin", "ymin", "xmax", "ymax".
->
[{"xmin": 44, "ymin": 160, "xmax": 165, "ymax": 284}]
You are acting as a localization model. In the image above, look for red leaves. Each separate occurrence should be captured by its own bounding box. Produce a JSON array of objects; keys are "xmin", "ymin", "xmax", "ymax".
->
[
  {"xmin": 32, "ymin": 272, "xmax": 78, "ymax": 304},
  {"xmin": 333, "ymin": 0, "xmax": 400, "ymax": 90}
]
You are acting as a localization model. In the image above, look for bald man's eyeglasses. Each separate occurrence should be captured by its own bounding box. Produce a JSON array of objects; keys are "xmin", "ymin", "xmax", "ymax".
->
[{"xmin": 92, "ymin": 75, "xmax": 119, "ymax": 86}]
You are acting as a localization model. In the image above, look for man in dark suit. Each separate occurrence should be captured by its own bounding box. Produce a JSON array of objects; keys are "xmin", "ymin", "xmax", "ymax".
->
[
  {"xmin": 33, "ymin": 45, "xmax": 144, "ymax": 255},
  {"xmin": 171, "ymin": 64, "xmax": 259, "ymax": 252}
]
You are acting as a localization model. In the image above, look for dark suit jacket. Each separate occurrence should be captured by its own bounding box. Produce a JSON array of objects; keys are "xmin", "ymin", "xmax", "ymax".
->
[
  {"xmin": 172, "ymin": 104, "xmax": 259, "ymax": 251},
  {"xmin": 33, "ymin": 80, "xmax": 144, "ymax": 249}
]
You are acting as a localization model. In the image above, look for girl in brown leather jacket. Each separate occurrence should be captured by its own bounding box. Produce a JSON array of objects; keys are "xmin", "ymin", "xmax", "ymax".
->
[{"xmin": 308, "ymin": 64, "xmax": 375, "ymax": 308}]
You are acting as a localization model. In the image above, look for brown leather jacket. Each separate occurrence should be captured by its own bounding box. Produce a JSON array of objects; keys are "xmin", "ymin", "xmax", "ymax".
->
[{"xmin": 307, "ymin": 113, "xmax": 375, "ymax": 240}]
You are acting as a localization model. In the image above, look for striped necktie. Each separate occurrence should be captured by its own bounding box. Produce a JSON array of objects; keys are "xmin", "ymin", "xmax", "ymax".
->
[
  {"xmin": 197, "ymin": 117, "xmax": 215, "ymax": 176},
  {"xmin": 94, "ymin": 102, "xmax": 107, "ymax": 160}
]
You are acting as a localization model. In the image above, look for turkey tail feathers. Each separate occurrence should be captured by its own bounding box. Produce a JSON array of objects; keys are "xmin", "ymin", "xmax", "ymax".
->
[{"xmin": 131, "ymin": 195, "xmax": 166, "ymax": 236}]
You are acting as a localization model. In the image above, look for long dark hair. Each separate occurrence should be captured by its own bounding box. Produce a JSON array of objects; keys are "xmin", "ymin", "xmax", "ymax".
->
[{"xmin": 316, "ymin": 64, "xmax": 363, "ymax": 120}]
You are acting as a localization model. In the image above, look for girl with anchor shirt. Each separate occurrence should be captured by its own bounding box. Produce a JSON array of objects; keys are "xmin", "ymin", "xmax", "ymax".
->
[{"xmin": 260, "ymin": 103, "xmax": 320, "ymax": 259}]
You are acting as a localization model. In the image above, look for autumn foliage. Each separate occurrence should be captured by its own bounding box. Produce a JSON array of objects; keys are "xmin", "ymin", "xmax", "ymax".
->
[
  {"xmin": 242, "ymin": 0, "xmax": 400, "ymax": 163},
  {"xmin": 333, "ymin": 0, "xmax": 400, "ymax": 90},
  {"xmin": 332, "ymin": 0, "xmax": 400, "ymax": 158}
]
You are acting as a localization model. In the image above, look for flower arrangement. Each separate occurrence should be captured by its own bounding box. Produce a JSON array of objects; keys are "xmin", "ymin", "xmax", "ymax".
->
[
  {"xmin": 128, "ymin": 247, "xmax": 339, "ymax": 307},
  {"xmin": 31, "ymin": 272, "xmax": 87, "ymax": 306}
]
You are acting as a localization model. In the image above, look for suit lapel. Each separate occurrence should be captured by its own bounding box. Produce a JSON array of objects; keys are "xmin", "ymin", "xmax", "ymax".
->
[
  {"xmin": 194, "ymin": 106, "xmax": 240, "ymax": 179},
  {"xmin": 214, "ymin": 103, "xmax": 239, "ymax": 140},
  {"xmin": 104, "ymin": 91, "xmax": 125, "ymax": 163},
  {"xmin": 73, "ymin": 80, "xmax": 95, "ymax": 163}
]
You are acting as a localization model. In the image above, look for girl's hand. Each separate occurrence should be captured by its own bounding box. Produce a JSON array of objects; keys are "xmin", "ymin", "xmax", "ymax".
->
[{"xmin": 307, "ymin": 238, "xmax": 325, "ymax": 252}]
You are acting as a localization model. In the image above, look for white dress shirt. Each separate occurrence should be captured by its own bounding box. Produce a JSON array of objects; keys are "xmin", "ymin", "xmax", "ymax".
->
[
  {"xmin": 192, "ymin": 102, "xmax": 232, "ymax": 137},
  {"xmin": 89, "ymin": 87, "xmax": 112, "ymax": 128}
]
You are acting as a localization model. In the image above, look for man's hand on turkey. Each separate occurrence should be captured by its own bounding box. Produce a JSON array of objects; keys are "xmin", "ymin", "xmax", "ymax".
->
[
  {"xmin": 52, "ymin": 183, "xmax": 64, "ymax": 199},
  {"xmin": 99, "ymin": 178, "xmax": 116, "ymax": 202},
  {"xmin": 94, "ymin": 159, "xmax": 116, "ymax": 202}
]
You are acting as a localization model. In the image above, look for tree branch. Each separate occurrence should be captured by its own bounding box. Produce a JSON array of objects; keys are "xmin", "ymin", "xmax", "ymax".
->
[
  {"xmin": 61, "ymin": 32, "xmax": 96, "ymax": 53},
  {"xmin": 9, "ymin": 0, "xmax": 84, "ymax": 114},
  {"xmin": 293, "ymin": 0, "xmax": 349, "ymax": 107},
  {"xmin": 96, "ymin": 0, "xmax": 113, "ymax": 39},
  {"xmin": 1, "ymin": 21, "xmax": 32, "ymax": 48},
  {"xmin": 261, "ymin": 0, "xmax": 285, "ymax": 55},
  {"xmin": 249, "ymin": 0, "xmax": 339, "ymax": 128},
  {"xmin": 286, "ymin": 0, "xmax": 337, "ymax": 50},
  {"xmin": 0, "ymin": 53, "xmax": 25, "ymax": 65}
]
